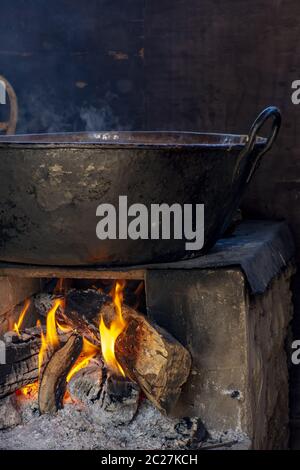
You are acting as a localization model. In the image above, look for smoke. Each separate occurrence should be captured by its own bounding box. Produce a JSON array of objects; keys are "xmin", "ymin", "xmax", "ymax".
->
[
  {"xmin": 80, "ymin": 92, "xmax": 121, "ymax": 131},
  {"xmin": 80, "ymin": 106, "xmax": 118, "ymax": 131},
  {"xmin": 0, "ymin": 2, "xmax": 143, "ymax": 135},
  {"xmin": 16, "ymin": 87, "xmax": 128, "ymax": 134},
  {"xmin": 17, "ymin": 86, "xmax": 78, "ymax": 134}
]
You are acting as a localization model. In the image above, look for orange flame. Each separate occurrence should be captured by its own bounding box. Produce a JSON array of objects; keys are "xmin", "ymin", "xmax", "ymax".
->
[
  {"xmin": 99, "ymin": 280, "xmax": 126, "ymax": 377},
  {"xmin": 37, "ymin": 300, "xmax": 99, "ymax": 382},
  {"xmin": 57, "ymin": 321, "xmax": 72, "ymax": 334},
  {"xmin": 54, "ymin": 278, "xmax": 65, "ymax": 295},
  {"xmin": 66, "ymin": 338, "xmax": 99, "ymax": 383},
  {"xmin": 14, "ymin": 299, "xmax": 31, "ymax": 336},
  {"xmin": 37, "ymin": 299, "xmax": 63, "ymax": 373},
  {"xmin": 16, "ymin": 296, "xmax": 102, "ymax": 400},
  {"xmin": 37, "ymin": 320, "xmax": 46, "ymax": 374},
  {"xmin": 16, "ymin": 382, "xmax": 38, "ymax": 400}
]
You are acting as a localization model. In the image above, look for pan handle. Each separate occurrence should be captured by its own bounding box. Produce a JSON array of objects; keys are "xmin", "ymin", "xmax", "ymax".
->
[
  {"xmin": 0, "ymin": 75, "xmax": 18, "ymax": 135},
  {"xmin": 244, "ymin": 106, "xmax": 281, "ymax": 183}
]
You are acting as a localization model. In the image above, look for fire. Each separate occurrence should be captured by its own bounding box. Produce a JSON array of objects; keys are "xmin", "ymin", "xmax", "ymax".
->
[
  {"xmin": 45, "ymin": 298, "xmax": 61, "ymax": 348},
  {"xmin": 66, "ymin": 338, "xmax": 99, "ymax": 383},
  {"xmin": 63, "ymin": 388, "xmax": 81, "ymax": 405},
  {"xmin": 99, "ymin": 280, "xmax": 126, "ymax": 377},
  {"xmin": 14, "ymin": 299, "xmax": 31, "ymax": 336},
  {"xmin": 37, "ymin": 298, "xmax": 63, "ymax": 373},
  {"xmin": 54, "ymin": 278, "xmax": 65, "ymax": 295},
  {"xmin": 37, "ymin": 300, "xmax": 99, "ymax": 382},
  {"xmin": 16, "ymin": 295, "xmax": 102, "ymax": 401},
  {"xmin": 16, "ymin": 382, "xmax": 38, "ymax": 400},
  {"xmin": 57, "ymin": 321, "xmax": 72, "ymax": 334},
  {"xmin": 37, "ymin": 320, "xmax": 46, "ymax": 374}
]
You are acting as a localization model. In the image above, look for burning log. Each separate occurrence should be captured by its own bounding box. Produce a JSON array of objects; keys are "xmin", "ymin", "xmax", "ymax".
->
[
  {"xmin": 69, "ymin": 364, "xmax": 140, "ymax": 426},
  {"xmin": 97, "ymin": 374, "xmax": 140, "ymax": 425},
  {"xmin": 34, "ymin": 293, "xmax": 101, "ymax": 345},
  {"xmin": 35, "ymin": 289, "xmax": 191, "ymax": 414},
  {"xmin": 101, "ymin": 303, "xmax": 192, "ymax": 414},
  {"xmin": 68, "ymin": 362, "xmax": 104, "ymax": 403},
  {"xmin": 65, "ymin": 288, "xmax": 109, "ymax": 319},
  {"xmin": 38, "ymin": 333, "xmax": 83, "ymax": 414},
  {"xmin": 0, "ymin": 328, "xmax": 46, "ymax": 398},
  {"xmin": 34, "ymin": 286, "xmax": 144, "ymax": 345}
]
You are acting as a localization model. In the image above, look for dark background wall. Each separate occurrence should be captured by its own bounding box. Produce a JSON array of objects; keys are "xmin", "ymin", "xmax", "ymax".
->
[
  {"xmin": 1, "ymin": 0, "xmax": 300, "ymax": 447},
  {"xmin": 0, "ymin": 0, "xmax": 145, "ymax": 132}
]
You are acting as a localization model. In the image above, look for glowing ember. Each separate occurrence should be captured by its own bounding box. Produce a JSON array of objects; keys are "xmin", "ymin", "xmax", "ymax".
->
[
  {"xmin": 99, "ymin": 280, "xmax": 126, "ymax": 377},
  {"xmin": 63, "ymin": 388, "xmax": 80, "ymax": 405},
  {"xmin": 16, "ymin": 382, "xmax": 38, "ymax": 400},
  {"xmin": 13, "ymin": 299, "xmax": 31, "ymax": 336},
  {"xmin": 66, "ymin": 338, "xmax": 100, "ymax": 383}
]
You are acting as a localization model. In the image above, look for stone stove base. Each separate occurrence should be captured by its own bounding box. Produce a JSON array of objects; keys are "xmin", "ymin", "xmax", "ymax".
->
[{"xmin": 0, "ymin": 221, "xmax": 295, "ymax": 449}]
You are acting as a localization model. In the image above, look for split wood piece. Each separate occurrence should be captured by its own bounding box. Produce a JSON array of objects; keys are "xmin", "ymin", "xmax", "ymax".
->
[
  {"xmin": 39, "ymin": 333, "xmax": 83, "ymax": 414},
  {"xmin": 34, "ymin": 293, "xmax": 101, "ymax": 345},
  {"xmin": 35, "ymin": 291, "xmax": 191, "ymax": 414},
  {"xmin": 101, "ymin": 303, "xmax": 192, "ymax": 415},
  {"xmin": 68, "ymin": 361, "xmax": 104, "ymax": 403},
  {"xmin": 0, "ymin": 328, "xmax": 47, "ymax": 398},
  {"xmin": 98, "ymin": 373, "xmax": 140, "ymax": 426}
]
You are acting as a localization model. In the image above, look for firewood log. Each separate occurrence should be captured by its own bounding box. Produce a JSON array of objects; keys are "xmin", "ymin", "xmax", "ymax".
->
[
  {"xmin": 101, "ymin": 303, "xmax": 192, "ymax": 415},
  {"xmin": 68, "ymin": 362, "xmax": 104, "ymax": 403},
  {"xmin": 38, "ymin": 333, "xmax": 83, "ymax": 414},
  {"xmin": 0, "ymin": 325, "xmax": 73, "ymax": 399},
  {"xmin": 35, "ymin": 291, "xmax": 192, "ymax": 414},
  {"xmin": 0, "ymin": 328, "xmax": 45, "ymax": 398},
  {"xmin": 69, "ymin": 365, "xmax": 140, "ymax": 426},
  {"xmin": 34, "ymin": 287, "xmax": 144, "ymax": 345},
  {"xmin": 34, "ymin": 293, "xmax": 101, "ymax": 345},
  {"xmin": 97, "ymin": 373, "xmax": 140, "ymax": 425}
]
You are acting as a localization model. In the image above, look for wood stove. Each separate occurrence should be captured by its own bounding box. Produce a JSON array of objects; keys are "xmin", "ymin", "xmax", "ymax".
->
[{"xmin": 0, "ymin": 221, "xmax": 295, "ymax": 450}]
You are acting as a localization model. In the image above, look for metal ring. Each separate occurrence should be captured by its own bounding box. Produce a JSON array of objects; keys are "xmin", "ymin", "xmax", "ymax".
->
[{"xmin": 0, "ymin": 75, "xmax": 18, "ymax": 135}]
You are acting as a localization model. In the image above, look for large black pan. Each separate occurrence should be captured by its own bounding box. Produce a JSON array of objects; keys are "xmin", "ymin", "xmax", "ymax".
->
[{"xmin": 0, "ymin": 106, "xmax": 281, "ymax": 266}]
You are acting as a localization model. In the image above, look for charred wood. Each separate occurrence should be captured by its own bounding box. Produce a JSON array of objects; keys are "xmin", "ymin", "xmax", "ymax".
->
[
  {"xmin": 34, "ymin": 293, "xmax": 100, "ymax": 345},
  {"xmin": 38, "ymin": 333, "xmax": 83, "ymax": 414},
  {"xmin": 69, "ymin": 364, "xmax": 140, "ymax": 426},
  {"xmin": 0, "ymin": 328, "xmax": 45, "ymax": 398}
]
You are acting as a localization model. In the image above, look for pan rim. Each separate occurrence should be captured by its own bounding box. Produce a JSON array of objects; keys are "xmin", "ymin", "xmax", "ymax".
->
[{"xmin": 0, "ymin": 130, "xmax": 266, "ymax": 150}]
